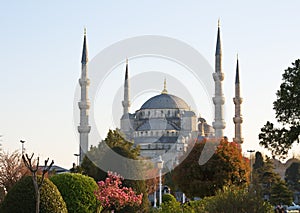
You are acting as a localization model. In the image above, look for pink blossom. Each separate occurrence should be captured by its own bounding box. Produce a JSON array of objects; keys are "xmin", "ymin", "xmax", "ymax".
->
[{"xmin": 94, "ymin": 171, "xmax": 143, "ymax": 211}]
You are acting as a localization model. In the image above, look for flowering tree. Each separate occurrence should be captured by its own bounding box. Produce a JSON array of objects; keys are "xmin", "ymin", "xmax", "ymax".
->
[{"xmin": 94, "ymin": 171, "xmax": 143, "ymax": 212}]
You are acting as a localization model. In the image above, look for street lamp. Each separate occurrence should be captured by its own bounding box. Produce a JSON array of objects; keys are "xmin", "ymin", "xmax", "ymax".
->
[
  {"xmin": 74, "ymin": 154, "xmax": 80, "ymax": 166},
  {"xmin": 157, "ymin": 155, "xmax": 164, "ymax": 206},
  {"xmin": 247, "ymin": 150, "xmax": 255, "ymax": 185},
  {"xmin": 20, "ymin": 140, "xmax": 25, "ymax": 156}
]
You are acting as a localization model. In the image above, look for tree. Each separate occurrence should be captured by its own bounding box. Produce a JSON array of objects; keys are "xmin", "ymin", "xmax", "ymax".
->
[
  {"xmin": 22, "ymin": 153, "xmax": 54, "ymax": 213},
  {"xmin": 253, "ymin": 151, "xmax": 264, "ymax": 170},
  {"xmin": 0, "ymin": 150, "xmax": 29, "ymax": 200},
  {"xmin": 285, "ymin": 162, "xmax": 300, "ymax": 192},
  {"xmin": 259, "ymin": 59, "xmax": 300, "ymax": 158},
  {"xmin": 81, "ymin": 129, "xmax": 149, "ymax": 212},
  {"xmin": 172, "ymin": 139, "xmax": 249, "ymax": 198},
  {"xmin": 94, "ymin": 171, "xmax": 143, "ymax": 212},
  {"xmin": 50, "ymin": 173, "xmax": 98, "ymax": 213},
  {"xmin": 0, "ymin": 176, "xmax": 67, "ymax": 213},
  {"xmin": 252, "ymin": 156, "xmax": 281, "ymax": 200},
  {"xmin": 269, "ymin": 179, "xmax": 293, "ymax": 206}
]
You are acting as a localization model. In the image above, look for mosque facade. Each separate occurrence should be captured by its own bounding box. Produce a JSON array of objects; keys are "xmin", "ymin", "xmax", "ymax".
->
[{"xmin": 78, "ymin": 23, "xmax": 243, "ymax": 162}]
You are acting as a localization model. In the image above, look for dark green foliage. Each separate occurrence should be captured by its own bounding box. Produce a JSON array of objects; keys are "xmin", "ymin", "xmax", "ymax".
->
[
  {"xmin": 252, "ymin": 156, "xmax": 282, "ymax": 200},
  {"xmin": 196, "ymin": 186, "xmax": 273, "ymax": 213},
  {"xmin": 50, "ymin": 173, "xmax": 97, "ymax": 213},
  {"xmin": 270, "ymin": 179, "xmax": 293, "ymax": 205},
  {"xmin": 259, "ymin": 59, "xmax": 300, "ymax": 158},
  {"xmin": 0, "ymin": 176, "xmax": 67, "ymax": 213},
  {"xmin": 285, "ymin": 162, "xmax": 300, "ymax": 191},
  {"xmin": 253, "ymin": 151, "xmax": 264, "ymax": 170},
  {"xmin": 162, "ymin": 193, "xmax": 176, "ymax": 203}
]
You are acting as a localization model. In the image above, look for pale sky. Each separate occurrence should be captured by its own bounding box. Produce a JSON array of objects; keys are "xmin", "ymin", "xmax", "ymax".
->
[{"xmin": 1, "ymin": 1, "xmax": 300, "ymax": 168}]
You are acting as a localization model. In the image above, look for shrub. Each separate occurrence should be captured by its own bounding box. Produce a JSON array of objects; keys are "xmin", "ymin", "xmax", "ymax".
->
[
  {"xmin": 0, "ymin": 176, "xmax": 67, "ymax": 213},
  {"xmin": 195, "ymin": 186, "xmax": 273, "ymax": 213},
  {"xmin": 162, "ymin": 193, "xmax": 176, "ymax": 203},
  {"xmin": 50, "ymin": 173, "xmax": 98, "ymax": 213}
]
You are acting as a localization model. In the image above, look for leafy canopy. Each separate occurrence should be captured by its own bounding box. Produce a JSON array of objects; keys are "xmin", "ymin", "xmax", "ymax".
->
[
  {"xmin": 259, "ymin": 59, "xmax": 300, "ymax": 158},
  {"xmin": 172, "ymin": 139, "xmax": 249, "ymax": 198}
]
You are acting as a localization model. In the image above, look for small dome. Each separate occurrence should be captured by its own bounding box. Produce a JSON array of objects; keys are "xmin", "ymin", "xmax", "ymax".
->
[{"xmin": 140, "ymin": 94, "xmax": 189, "ymax": 110}]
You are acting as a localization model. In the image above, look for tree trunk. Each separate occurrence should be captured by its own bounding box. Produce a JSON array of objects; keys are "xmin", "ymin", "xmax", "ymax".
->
[{"xmin": 31, "ymin": 175, "xmax": 39, "ymax": 213}]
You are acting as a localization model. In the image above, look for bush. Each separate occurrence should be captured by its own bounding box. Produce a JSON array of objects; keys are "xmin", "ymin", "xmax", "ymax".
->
[
  {"xmin": 162, "ymin": 194, "xmax": 176, "ymax": 203},
  {"xmin": 0, "ymin": 176, "xmax": 67, "ymax": 213},
  {"xmin": 50, "ymin": 173, "xmax": 98, "ymax": 213},
  {"xmin": 195, "ymin": 186, "xmax": 274, "ymax": 213}
]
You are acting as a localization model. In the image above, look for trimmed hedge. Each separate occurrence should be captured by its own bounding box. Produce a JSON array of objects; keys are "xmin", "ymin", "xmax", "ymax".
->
[
  {"xmin": 0, "ymin": 176, "xmax": 68, "ymax": 213},
  {"xmin": 50, "ymin": 173, "xmax": 98, "ymax": 213}
]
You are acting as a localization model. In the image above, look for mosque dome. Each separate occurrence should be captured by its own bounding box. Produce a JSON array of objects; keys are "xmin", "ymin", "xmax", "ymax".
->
[{"xmin": 140, "ymin": 93, "xmax": 189, "ymax": 110}]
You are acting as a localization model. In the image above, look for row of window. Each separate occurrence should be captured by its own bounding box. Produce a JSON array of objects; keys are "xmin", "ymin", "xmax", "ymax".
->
[
  {"xmin": 136, "ymin": 109, "xmax": 181, "ymax": 119},
  {"xmin": 134, "ymin": 130, "xmax": 179, "ymax": 137}
]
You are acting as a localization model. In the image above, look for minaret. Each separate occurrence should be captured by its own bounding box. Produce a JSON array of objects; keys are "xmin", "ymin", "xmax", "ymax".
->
[
  {"xmin": 78, "ymin": 28, "xmax": 91, "ymax": 163},
  {"xmin": 233, "ymin": 56, "xmax": 243, "ymax": 145},
  {"xmin": 120, "ymin": 59, "xmax": 132, "ymax": 137},
  {"xmin": 212, "ymin": 20, "xmax": 226, "ymax": 138},
  {"xmin": 122, "ymin": 58, "xmax": 130, "ymax": 115}
]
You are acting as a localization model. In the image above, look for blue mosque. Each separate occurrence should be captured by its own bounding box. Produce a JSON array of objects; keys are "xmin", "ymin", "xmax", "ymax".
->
[{"xmin": 77, "ymin": 23, "xmax": 243, "ymax": 162}]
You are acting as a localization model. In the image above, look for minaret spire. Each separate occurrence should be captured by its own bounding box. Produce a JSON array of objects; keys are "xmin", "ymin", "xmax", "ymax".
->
[
  {"xmin": 78, "ymin": 28, "xmax": 91, "ymax": 163},
  {"xmin": 233, "ymin": 56, "xmax": 243, "ymax": 145},
  {"xmin": 120, "ymin": 58, "xmax": 132, "ymax": 139},
  {"xmin": 122, "ymin": 58, "xmax": 130, "ymax": 115},
  {"xmin": 212, "ymin": 20, "xmax": 226, "ymax": 138}
]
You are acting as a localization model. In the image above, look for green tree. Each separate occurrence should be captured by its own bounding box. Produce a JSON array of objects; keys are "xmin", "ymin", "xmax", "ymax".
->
[
  {"xmin": 81, "ymin": 129, "xmax": 149, "ymax": 212},
  {"xmin": 252, "ymin": 156, "xmax": 281, "ymax": 200},
  {"xmin": 0, "ymin": 176, "xmax": 67, "ymax": 213},
  {"xmin": 259, "ymin": 59, "xmax": 300, "ymax": 158},
  {"xmin": 50, "ymin": 173, "xmax": 98, "ymax": 213},
  {"xmin": 253, "ymin": 151, "xmax": 264, "ymax": 170},
  {"xmin": 172, "ymin": 139, "xmax": 249, "ymax": 198},
  {"xmin": 285, "ymin": 162, "xmax": 300, "ymax": 192},
  {"xmin": 269, "ymin": 179, "xmax": 293, "ymax": 205}
]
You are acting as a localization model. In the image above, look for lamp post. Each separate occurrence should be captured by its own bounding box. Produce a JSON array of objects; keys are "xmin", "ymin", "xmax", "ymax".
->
[
  {"xmin": 157, "ymin": 155, "xmax": 164, "ymax": 206},
  {"xmin": 247, "ymin": 150, "xmax": 255, "ymax": 185},
  {"xmin": 20, "ymin": 140, "xmax": 25, "ymax": 156},
  {"xmin": 74, "ymin": 154, "xmax": 80, "ymax": 166}
]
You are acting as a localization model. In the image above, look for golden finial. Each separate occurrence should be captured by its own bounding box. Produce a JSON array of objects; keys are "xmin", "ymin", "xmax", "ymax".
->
[
  {"xmin": 84, "ymin": 27, "xmax": 87, "ymax": 36},
  {"xmin": 126, "ymin": 57, "xmax": 128, "ymax": 65},
  {"xmin": 218, "ymin": 18, "xmax": 220, "ymax": 27},
  {"xmin": 237, "ymin": 53, "xmax": 239, "ymax": 60},
  {"xmin": 161, "ymin": 78, "xmax": 168, "ymax": 94}
]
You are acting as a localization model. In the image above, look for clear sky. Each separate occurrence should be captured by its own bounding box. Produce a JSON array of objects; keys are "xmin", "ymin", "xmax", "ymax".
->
[{"xmin": 0, "ymin": 1, "xmax": 299, "ymax": 168}]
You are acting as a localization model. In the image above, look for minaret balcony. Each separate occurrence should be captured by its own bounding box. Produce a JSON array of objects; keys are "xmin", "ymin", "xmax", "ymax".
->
[
  {"xmin": 212, "ymin": 121, "xmax": 226, "ymax": 129},
  {"xmin": 233, "ymin": 97, "xmax": 243, "ymax": 104},
  {"xmin": 78, "ymin": 125, "xmax": 91, "ymax": 133},
  {"xmin": 213, "ymin": 72, "xmax": 224, "ymax": 81},
  {"xmin": 212, "ymin": 96, "xmax": 225, "ymax": 105},
  {"xmin": 233, "ymin": 117, "xmax": 243, "ymax": 123},
  {"xmin": 78, "ymin": 101, "xmax": 90, "ymax": 109},
  {"xmin": 79, "ymin": 78, "xmax": 90, "ymax": 86}
]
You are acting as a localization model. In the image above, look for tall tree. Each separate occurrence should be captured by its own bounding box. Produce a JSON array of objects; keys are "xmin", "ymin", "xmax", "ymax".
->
[
  {"xmin": 269, "ymin": 179, "xmax": 293, "ymax": 206},
  {"xmin": 259, "ymin": 59, "xmax": 300, "ymax": 158},
  {"xmin": 252, "ymin": 156, "xmax": 281, "ymax": 200},
  {"xmin": 81, "ymin": 129, "xmax": 149, "ymax": 212},
  {"xmin": 172, "ymin": 139, "xmax": 249, "ymax": 198},
  {"xmin": 285, "ymin": 162, "xmax": 300, "ymax": 192}
]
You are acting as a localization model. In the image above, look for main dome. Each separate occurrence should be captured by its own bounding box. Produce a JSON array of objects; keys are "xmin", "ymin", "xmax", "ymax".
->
[{"xmin": 140, "ymin": 93, "xmax": 190, "ymax": 110}]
